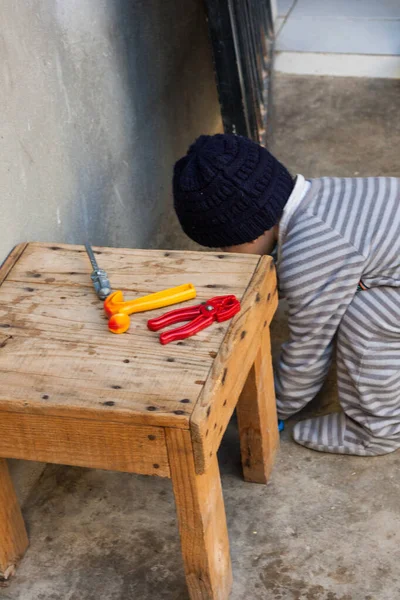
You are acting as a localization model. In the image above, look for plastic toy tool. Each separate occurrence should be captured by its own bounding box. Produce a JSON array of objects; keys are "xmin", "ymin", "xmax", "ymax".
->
[
  {"xmin": 147, "ymin": 295, "xmax": 241, "ymax": 345},
  {"xmin": 85, "ymin": 244, "xmax": 112, "ymax": 300},
  {"xmin": 104, "ymin": 284, "xmax": 197, "ymax": 334}
]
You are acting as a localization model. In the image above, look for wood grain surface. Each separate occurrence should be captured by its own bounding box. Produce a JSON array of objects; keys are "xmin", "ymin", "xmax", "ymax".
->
[
  {"xmin": 0, "ymin": 412, "xmax": 170, "ymax": 477},
  {"xmin": 167, "ymin": 429, "xmax": 232, "ymax": 600},
  {"xmin": 190, "ymin": 256, "xmax": 278, "ymax": 474},
  {"xmin": 237, "ymin": 326, "xmax": 280, "ymax": 483},
  {"xmin": 0, "ymin": 243, "xmax": 259, "ymax": 429},
  {"xmin": 0, "ymin": 243, "xmax": 28, "ymax": 286},
  {"xmin": 0, "ymin": 459, "xmax": 29, "ymax": 578}
]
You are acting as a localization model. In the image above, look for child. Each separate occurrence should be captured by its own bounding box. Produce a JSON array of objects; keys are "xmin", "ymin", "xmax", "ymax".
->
[{"xmin": 173, "ymin": 133, "xmax": 400, "ymax": 456}]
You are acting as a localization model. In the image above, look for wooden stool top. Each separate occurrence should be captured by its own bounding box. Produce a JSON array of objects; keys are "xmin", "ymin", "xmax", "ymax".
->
[{"xmin": 0, "ymin": 243, "xmax": 277, "ymax": 472}]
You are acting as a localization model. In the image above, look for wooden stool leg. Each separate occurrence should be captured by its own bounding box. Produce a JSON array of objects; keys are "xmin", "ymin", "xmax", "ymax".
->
[
  {"xmin": 237, "ymin": 327, "xmax": 279, "ymax": 484},
  {"xmin": 166, "ymin": 429, "xmax": 232, "ymax": 600},
  {"xmin": 0, "ymin": 459, "xmax": 29, "ymax": 579}
]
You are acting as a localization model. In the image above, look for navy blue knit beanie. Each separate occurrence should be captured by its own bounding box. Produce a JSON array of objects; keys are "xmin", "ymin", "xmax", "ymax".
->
[{"xmin": 173, "ymin": 134, "xmax": 294, "ymax": 248}]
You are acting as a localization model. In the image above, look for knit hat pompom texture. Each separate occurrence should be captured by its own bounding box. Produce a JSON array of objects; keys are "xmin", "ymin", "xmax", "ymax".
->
[{"xmin": 173, "ymin": 134, "xmax": 294, "ymax": 248}]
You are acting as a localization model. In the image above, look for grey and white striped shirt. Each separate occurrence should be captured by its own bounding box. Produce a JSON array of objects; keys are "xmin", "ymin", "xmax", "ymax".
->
[{"xmin": 275, "ymin": 175, "xmax": 400, "ymax": 415}]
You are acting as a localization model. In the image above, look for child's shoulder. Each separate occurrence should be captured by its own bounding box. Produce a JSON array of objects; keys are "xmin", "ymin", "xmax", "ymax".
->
[{"xmin": 306, "ymin": 176, "xmax": 400, "ymax": 220}]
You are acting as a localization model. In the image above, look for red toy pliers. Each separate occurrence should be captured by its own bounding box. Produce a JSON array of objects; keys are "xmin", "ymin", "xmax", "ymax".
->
[{"xmin": 147, "ymin": 295, "xmax": 241, "ymax": 345}]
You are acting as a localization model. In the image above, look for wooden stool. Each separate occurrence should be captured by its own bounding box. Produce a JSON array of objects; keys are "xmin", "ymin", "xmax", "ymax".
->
[{"xmin": 0, "ymin": 243, "xmax": 279, "ymax": 599}]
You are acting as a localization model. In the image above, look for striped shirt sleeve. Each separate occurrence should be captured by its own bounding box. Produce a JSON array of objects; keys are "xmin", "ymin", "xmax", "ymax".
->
[{"xmin": 276, "ymin": 211, "xmax": 367, "ymax": 419}]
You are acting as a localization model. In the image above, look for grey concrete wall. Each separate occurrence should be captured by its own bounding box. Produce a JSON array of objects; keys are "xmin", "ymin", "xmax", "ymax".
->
[
  {"xmin": 0, "ymin": 0, "xmax": 222, "ymax": 260},
  {"xmin": 0, "ymin": 0, "xmax": 222, "ymax": 502}
]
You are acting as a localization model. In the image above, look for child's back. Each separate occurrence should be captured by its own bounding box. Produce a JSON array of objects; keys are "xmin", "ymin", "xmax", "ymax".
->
[{"xmin": 282, "ymin": 176, "xmax": 400, "ymax": 289}]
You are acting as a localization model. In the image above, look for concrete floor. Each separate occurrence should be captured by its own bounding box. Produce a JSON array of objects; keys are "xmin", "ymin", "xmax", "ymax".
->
[{"xmin": 3, "ymin": 75, "xmax": 400, "ymax": 599}]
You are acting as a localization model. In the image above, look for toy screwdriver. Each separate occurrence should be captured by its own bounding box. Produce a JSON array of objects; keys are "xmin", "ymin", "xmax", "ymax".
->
[{"xmin": 85, "ymin": 244, "xmax": 112, "ymax": 300}]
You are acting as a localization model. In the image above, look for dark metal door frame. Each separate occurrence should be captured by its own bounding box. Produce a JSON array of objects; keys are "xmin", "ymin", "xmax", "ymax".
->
[{"xmin": 204, "ymin": 0, "xmax": 275, "ymax": 145}]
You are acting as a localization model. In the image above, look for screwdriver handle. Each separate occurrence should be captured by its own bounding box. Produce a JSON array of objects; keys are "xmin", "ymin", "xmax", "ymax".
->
[
  {"xmin": 85, "ymin": 244, "xmax": 112, "ymax": 300},
  {"xmin": 91, "ymin": 269, "xmax": 112, "ymax": 300}
]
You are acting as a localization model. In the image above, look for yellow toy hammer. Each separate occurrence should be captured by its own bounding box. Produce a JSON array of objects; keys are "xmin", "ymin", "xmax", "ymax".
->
[{"xmin": 104, "ymin": 284, "xmax": 196, "ymax": 333}]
